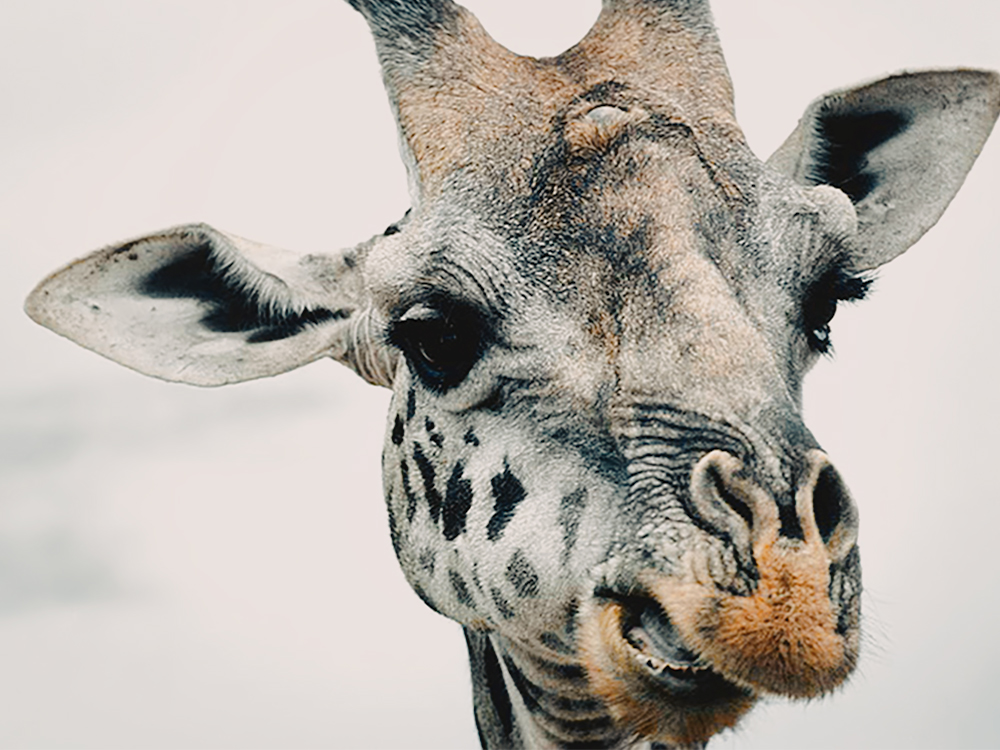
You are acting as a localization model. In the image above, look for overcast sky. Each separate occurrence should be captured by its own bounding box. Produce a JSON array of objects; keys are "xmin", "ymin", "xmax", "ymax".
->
[{"xmin": 2, "ymin": 2, "xmax": 999, "ymax": 748}]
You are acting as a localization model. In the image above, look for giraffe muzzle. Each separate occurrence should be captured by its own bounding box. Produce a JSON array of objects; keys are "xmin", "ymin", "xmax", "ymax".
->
[{"xmin": 578, "ymin": 449, "xmax": 861, "ymax": 744}]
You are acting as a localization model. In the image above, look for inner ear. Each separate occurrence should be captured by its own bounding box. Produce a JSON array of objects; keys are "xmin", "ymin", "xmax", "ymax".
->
[
  {"xmin": 139, "ymin": 239, "xmax": 346, "ymax": 343},
  {"xmin": 768, "ymin": 70, "xmax": 1000, "ymax": 270},
  {"xmin": 26, "ymin": 224, "xmax": 398, "ymax": 388},
  {"xmin": 806, "ymin": 109, "xmax": 910, "ymax": 204}
]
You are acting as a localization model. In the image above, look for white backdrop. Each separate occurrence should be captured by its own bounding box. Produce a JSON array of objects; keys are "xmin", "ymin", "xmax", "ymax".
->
[{"xmin": 2, "ymin": 2, "xmax": 998, "ymax": 748}]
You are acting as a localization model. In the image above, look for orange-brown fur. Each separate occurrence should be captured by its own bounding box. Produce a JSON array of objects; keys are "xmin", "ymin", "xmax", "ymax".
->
[{"xmin": 651, "ymin": 538, "xmax": 856, "ymax": 698}]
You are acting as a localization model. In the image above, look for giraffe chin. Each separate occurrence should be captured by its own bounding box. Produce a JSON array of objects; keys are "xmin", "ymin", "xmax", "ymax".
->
[{"xmin": 578, "ymin": 599, "xmax": 755, "ymax": 747}]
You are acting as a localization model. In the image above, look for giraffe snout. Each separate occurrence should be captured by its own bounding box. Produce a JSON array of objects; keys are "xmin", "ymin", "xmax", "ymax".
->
[
  {"xmin": 688, "ymin": 449, "xmax": 859, "ymax": 566},
  {"xmin": 646, "ymin": 449, "xmax": 861, "ymax": 698},
  {"xmin": 576, "ymin": 449, "xmax": 861, "ymax": 744}
]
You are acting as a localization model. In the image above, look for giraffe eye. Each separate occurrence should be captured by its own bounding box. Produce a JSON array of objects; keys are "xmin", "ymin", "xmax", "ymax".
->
[
  {"xmin": 391, "ymin": 302, "xmax": 484, "ymax": 390},
  {"xmin": 803, "ymin": 267, "xmax": 872, "ymax": 354}
]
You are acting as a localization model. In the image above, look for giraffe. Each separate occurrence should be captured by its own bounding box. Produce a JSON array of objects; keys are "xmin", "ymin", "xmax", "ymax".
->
[{"xmin": 24, "ymin": 1, "xmax": 999, "ymax": 747}]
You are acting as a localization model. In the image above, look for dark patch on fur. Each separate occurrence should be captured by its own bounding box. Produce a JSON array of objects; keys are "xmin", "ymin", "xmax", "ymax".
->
[
  {"xmin": 506, "ymin": 550, "xmax": 540, "ymax": 598},
  {"xmin": 502, "ymin": 654, "xmax": 616, "ymax": 744},
  {"xmin": 578, "ymin": 80, "xmax": 629, "ymax": 105},
  {"xmin": 412, "ymin": 583, "xmax": 439, "ymax": 614},
  {"xmin": 540, "ymin": 631, "xmax": 574, "ymax": 656},
  {"xmin": 491, "ymin": 587, "xmax": 516, "ymax": 620},
  {"xmin": 808, "ymin": 109, "xmax": 910, "ymax": 203},
  {"xmin": 450, "ymin": 570, "xmax": 475, "ymax": 608},
  {"xmin": 419, "ymin": 548, "xmax": 436, "ymax": 576},
  {"xmin": 833, "ymin": 546, "xmax": 861, "ymax": 636},
  {"xmin": 387, "ymin": 493, "xmax": 402, "ymax": 556},
  {"xmin": 400, "ymin": 458, "xmax": 418, "ymax": 523},
  {"xmin": 465, "ymin": 629, "xmax": 517, "ymax": 748},
  {"xmin": 346, "ymin": 0, "xmax": 457, "ymax": 69},
  {"xmin": 502, "ymin": 653, "xmax": 541, "ymax": 715},
  {"xmin": 558, "ymin": 488, "xmax": 586, "ymax": 564},
  {"xmin": 552, "ymin": 662, "xmax": 586, "ymax": 680},
  {"xmin": 564, "ymin": 600, "xmax": 579, "ymax": 639},
  {"xmin": 139, "ymin": 240, "xmax": 347, "ymax": 343},
  {"xmin": 777, "ymin": 498, "xmax": 805, "ymax": 541},
  {"xmin": 443, "ymin": 461, "xmax": 474, "ymax": 541},
  {"xmin": 487, "ymin": 463, "xmax": 527, "ymax": 542},
  {"xmin": 413, "ymin": 444, "xmax": 443, "ymax": 523},
  {"xmin": 391, "ymin": 414, "xmax": 405, "ymax": 446},
  {"xmin": 406, "ymin": 388, "xmax": 417, "ymax": 422},
  {"xmin": 464, "ymin": 428, "xmax": 480, "ymax": 447}
]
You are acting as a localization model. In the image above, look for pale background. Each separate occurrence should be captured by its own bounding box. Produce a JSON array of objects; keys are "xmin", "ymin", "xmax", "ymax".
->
[{"xmin": 1, "ymin": 1, "xmax": 998, "ymax": 748}]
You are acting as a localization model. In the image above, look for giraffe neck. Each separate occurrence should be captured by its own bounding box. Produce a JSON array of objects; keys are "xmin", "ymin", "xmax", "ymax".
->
[
  {"xmin": 465, "ymin": 628, "xmax": 702, "ymax": 749},
  {"xmin": 465, "ymin": 628, "xmax": 618, "ymax": 748}
]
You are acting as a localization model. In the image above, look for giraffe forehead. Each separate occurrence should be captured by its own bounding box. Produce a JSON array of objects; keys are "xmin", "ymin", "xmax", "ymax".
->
[
  {"xmin": 371, "ymin": 144, "xmax": 774, "ymax": 345},
  {"xmin": 392, "ymin": 3, "xmax": 740, "ymax": 190}
]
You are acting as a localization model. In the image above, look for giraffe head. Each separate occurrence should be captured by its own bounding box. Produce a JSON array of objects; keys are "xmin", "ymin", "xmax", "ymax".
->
[{"xmin": 26, "ymin": 1, "xmax": 999, "ymax": 746}]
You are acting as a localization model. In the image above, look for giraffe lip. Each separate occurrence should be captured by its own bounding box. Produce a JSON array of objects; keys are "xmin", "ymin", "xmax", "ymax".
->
[{"xmin": 621, "ymin": 598, "xmax": 710, "ymax": 677}]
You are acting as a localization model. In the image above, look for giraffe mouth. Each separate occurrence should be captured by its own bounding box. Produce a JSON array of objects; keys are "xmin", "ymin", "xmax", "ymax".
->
[
  {"xmin": 578, "ymin": 592, "xmax": 756, "ymax": 745},
  {"xmin": 618, "ymin": 596, "xmax": 736, "ymax": 699}
]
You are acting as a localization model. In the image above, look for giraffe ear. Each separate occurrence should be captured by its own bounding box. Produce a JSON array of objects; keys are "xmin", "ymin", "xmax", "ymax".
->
[
  {"xmin": 768, "ymin": 69, "xmax": 1000, "ymax": 270},
  {"xmin": 25, "ymin": 224, "xmax": 397, "ymax": 387}
]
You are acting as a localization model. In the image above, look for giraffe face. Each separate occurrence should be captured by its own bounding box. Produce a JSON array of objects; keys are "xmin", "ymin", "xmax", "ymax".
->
[{"xmin": 368, "ymin": 100, "xmax": 866, "ymax": 739}]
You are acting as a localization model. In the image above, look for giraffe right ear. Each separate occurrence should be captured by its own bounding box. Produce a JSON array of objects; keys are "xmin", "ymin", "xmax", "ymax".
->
[
  {"xmin": 768, "ymin": 69, "xmax": 1000, "ymax": 270},
  {"xmin": 25, "ymin": 224, "xmax": 398, "ymax": 388}
]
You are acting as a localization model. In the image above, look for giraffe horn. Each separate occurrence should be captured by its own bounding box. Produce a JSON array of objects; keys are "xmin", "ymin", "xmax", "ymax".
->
[
  {"xmin": 347, "ymin": 0, "xmax": 463, "ymax": 77},
  {"xmin": 569, "ymin": 0, "xmax": 737, "ymax": 124},
  {"xmin": 347, "ymin": 0, "xmax": 520, "ymax": 196}
]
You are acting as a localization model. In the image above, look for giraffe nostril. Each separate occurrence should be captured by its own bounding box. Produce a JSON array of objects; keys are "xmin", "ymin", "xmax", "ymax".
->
[
  {"xmin": 688, "ymin": 452, "xmax": 761, "ymax": 574},
  {"xmin": 798, "ymin": 456, "xmax": 857, "ymax": 557},
  {"xmin": 812, "ymin": 465, "xmax": 844, "ymax": 544},
  {"xmin": 708, "ymin": 463, "xmax": 754, "ymax": 532}
]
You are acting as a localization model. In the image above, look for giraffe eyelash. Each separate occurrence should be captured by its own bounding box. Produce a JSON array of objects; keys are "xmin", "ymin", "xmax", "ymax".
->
[
  {"xmin": 389, "ymin": 300, "xmax": 487, "ymax": 391},
  {"xmin": 803, "ymin": 266, "xmax": 873, "ymax": 354}
]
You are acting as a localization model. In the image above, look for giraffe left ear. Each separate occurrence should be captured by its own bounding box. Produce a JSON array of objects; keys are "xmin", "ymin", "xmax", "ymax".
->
[
  {"xmin": 768, "ymin": 69, "xmax": 1000, "ymax": 270},
  {"xmin": 25, "ymin": 224, "xmax": 397, "ymax": 387}
]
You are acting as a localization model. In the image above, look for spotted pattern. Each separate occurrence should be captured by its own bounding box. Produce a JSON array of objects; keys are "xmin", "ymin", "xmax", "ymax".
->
[
  {"xmin": 412, "ymin": 444, "xmax": 442, "ymax": 523},
  {"xmin": 450, "ymin": 570, "xmax": 475, "ymax": 608},
  {"xmin": 557, "ymin": 488, "xmax": 586, "ymax": 564},
  {"xmin": 487, "ymin": 463, "xmax": 527, "ymax": 542},
  {"xmin": 505, "ymin": 550, "xmax": 540, "ymax": 599},
  {"xmin": 443, "ymin": 462, "xmax": 473, "ymax": 540},
  {"xmin": 491, "ymin": 588, "xmax": 516, "ymax": 620}
]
